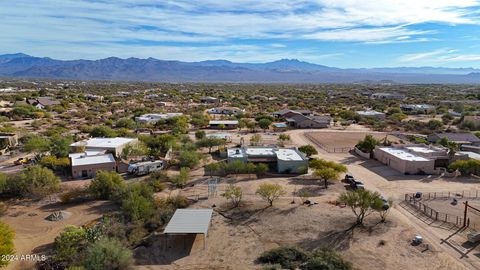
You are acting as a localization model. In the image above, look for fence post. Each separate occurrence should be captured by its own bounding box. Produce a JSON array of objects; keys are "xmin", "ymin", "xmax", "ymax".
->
[
  {"xmin": 457, "ymin": 216, "xmax": 459, "ymax": 225},
  {"xmin": 448, "ymin": 192, "xmax": 450, "ymax": 199},
  {"xmin": 435, "ymin": 212, "xmax": 438, "ymax": 220},
  {"xmin": 434, "ymin": 192, "xmax": 436, "ymax": 199}
]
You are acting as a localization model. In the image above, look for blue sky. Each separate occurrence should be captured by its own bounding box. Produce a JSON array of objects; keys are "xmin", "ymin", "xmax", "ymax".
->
[{"xmin": 2, "ymin": 0, "xmax": 480, "ymax": 68}]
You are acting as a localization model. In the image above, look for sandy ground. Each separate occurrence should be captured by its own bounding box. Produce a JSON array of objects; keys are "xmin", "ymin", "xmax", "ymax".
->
[
  {"xmin": 135, "ymin": 178, "xmax": 466, "ymax": 270},
  {"xmin": 286, "ymin": 128, "xmax": 480, "ymax": 269},
  {"xmin": 305, "ymin": 129, "xmax": 401, "ymax": 149},
  {"xmin": 2, "ymin": 199, "xmax": 115, "ymax": 270},
  {"xmin": 4, "ymin": 126, "xmax": 480, "ymax": 269}
]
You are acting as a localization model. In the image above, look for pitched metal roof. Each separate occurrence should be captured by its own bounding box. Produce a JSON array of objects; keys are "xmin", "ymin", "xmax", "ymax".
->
[{"xmin": 164, "ymin": 209, "xmax": 213, "ymax": 235}]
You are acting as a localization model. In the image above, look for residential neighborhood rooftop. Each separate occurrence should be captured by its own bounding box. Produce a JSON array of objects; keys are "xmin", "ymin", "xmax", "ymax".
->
[{"xmin": 71, "ymin": 137, "xmax": 136, "ymax": 148}]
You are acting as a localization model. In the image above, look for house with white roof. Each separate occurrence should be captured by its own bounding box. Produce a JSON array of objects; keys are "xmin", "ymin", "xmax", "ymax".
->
[
  {"xmin": 373, "ymin": 144, "xmax": 461, "ymax": 174},
  {"xmin": 70, "ymin": 137, "xmax": 138, "ymax": 157},
  {"xmin": 135, "ymin": 113, "xmax": 183, "ymax": 123},
  {"xmin": 227, "ymin": 146, "xmax": 308, "ymax": 174},
  {"xmin": 69, "ymin": 151, "xmax": 116, "ymax": 179},
  {"xmin": 356, "ymin": 110, "xmax": 386, "ymax": 120}
]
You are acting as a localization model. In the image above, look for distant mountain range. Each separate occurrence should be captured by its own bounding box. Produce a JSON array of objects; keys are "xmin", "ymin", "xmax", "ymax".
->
[{"xmin": 0, "ymin": 53, "xmax": 479, "ymax": 83}]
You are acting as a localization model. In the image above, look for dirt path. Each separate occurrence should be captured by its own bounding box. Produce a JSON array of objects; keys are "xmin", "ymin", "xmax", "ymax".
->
[{"xmin": 289, "ymin": 129, "xmax": 480, "ymax": 269}]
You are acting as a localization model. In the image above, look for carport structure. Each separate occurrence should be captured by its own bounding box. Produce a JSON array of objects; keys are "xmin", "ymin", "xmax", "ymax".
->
[{"xmin": 164, "ymin": 209, "xmax": 213, "ymax": 249}]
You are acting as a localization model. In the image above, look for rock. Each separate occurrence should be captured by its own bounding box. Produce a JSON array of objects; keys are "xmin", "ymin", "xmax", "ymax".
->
[{"xmin": 45, "ymin": 211, "xmax": 71, "ymax": 221}]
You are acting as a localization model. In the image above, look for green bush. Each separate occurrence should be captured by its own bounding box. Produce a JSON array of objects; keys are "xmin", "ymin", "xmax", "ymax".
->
[
  {"xmin": 12, "ymin": 165, "xmax": 61, "ymax": 199},
  {"xmin": 82, "ymin": 237, "xmax": 133, "ymax": 270},
  {"xmin": 54, "ymin": 225, "xmax": 87, "ymax": 265},
  {"xmin": 89, "ymin": 171, "xmax": 125, "ymax": 200},
  {"xmin": 0, "ymin": 221, "xmax": 15, "ymax": 267},
  {"xmin": 258, "ymin": 246, "xmax": 308, "ymax": 270},
  {"xmin": 301, "ymin": 248, "xmax": 352, "ymax": 270}
]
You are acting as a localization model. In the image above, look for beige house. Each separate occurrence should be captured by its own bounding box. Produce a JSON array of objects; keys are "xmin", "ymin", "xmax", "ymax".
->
[
  {"xmin": 69, "ymin": 152, "xmax": 116, "ymax": 179},
  {"xmin": 373, "ymin": 144, "xmax": 455, "ymax": 175},
  {"xmin": 70, "ymin": 137, "xmax": 138, "ymax": 157}
]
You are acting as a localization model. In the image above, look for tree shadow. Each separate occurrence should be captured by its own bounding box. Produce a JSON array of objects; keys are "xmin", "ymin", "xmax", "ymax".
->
[{"xmin": 297, "ymin": 223, "xmax": 357, "ymax": 252}]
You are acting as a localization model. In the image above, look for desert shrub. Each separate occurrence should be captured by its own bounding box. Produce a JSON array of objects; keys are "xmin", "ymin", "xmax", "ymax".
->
[
  {"xmin": 60, "ymin": 187, "xmax": 89, "ymax": 203},
  {"xmin": 89, "ymin": 171, "xmax": 125, "ymax": 200},
  {"xmin": 301, "ymin": 248, "xmax": 352, "ymax": 270},
  {"xmin": 0, "ymin": 202, "xmax": 7, "ymax": 216},
  {"xmin": 171, "ymin": 167, "xmax": 189, "ymax": 188},
  {"xmin": 355, "ymin": 134, "xmax": 379, "ymax": 153},
  {"xmin": 126, "ymin": 222, "xmax": 147, "ymax": 246},
  {"xmin": 258, "ymin": 246, "xmax": 308, "ymax": 270},
  {"xmin": 82, "ymin": 237, "xmax": 133, "ymax": 270},
  {"xmin": 0, "ymin": 221, "xmax": 14, "ymax": 267},
  {"xmin": 121, "ymin": 186, "xmax": 155, "ymax": 222},
  {"xmin": 178, "ymin": 150, "xmax": 202, "ymax": 168},
  {"xmin": 54, "ymin": 225, "xmax": 87, "ymax": 265},
  {"xmin": 12, "ymin": 165, "xmax": 61, "ymax": 199}
]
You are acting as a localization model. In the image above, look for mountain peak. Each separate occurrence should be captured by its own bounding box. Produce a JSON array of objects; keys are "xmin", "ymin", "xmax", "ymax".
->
[{"xmin": 0, "ymin": 53, "xmax": 31, "ymax": 59}]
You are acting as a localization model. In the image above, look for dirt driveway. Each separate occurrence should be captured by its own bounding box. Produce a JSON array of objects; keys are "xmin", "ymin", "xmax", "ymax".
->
[{"xmin": 287, "ymin": 128, "xmax": 480, "ymax": 269}]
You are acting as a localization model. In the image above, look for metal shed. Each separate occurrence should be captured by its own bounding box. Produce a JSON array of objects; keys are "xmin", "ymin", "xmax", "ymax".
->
[{"xmin": 164, "ymin": 209, "xmax": 213, "ymax": 249}]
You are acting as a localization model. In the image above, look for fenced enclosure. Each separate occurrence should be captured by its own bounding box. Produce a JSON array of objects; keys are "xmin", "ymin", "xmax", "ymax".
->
[
  {"xmin": 404, "ymin": 192, "xmax": 480, "ymax": 230},
  {"xmin": 304, "ymin": 132, "xmax": 353, "ymax": 153}
]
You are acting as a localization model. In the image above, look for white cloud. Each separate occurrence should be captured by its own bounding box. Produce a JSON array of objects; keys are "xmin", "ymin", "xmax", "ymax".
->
[
  {"xmin": 398, "ymin": 48, "xmax": 480, "ymax": 65},
  {"xmin": 0, "ymin": 0, "xmax": 480, "ymax": 61}
]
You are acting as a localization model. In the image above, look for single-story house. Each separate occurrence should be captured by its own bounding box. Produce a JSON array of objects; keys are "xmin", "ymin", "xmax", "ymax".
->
[
  {"xmin": 69, "ymin": 152, "xmax": 116, "ymax": 179},
  {"xmin": 286, "ymin": 113, "xmax": 330, "ymax": 129},
  {"xmin": 135, "ymin": 113, "xmax": 183, "ymax": 123},
  {"xmin": 208, "ymin": 120, "xmax": 238, "ymax": 129},
  {"xmin": 400, "ymin": 104, "xmax": 435, "ymax": 114},
  {"xmin": 371, "ymin": 93, "xmax": 405, "ymax": 100},
  {"xmin": 427, "ymin": 133, "xmax": 480, "ymax": 146},
  {"xmin": 27, "ymin": 96, "xmax": 61, "ymax": 109},
  {"xmin": 272, "ymin": 109, "xmax": 312, "ymax": 118},
  {"xmin": 227, "ymin": 146, "xmax": 308, "ymax": 174},
  {"xmin": 356, "ymin": 110, "xmax": 386, "ymax": 120},
  {"xmin": 207, "ymin": 107, "xmax": 244, "ymax": 115},
  {"xmin": 70, "ymin": 137, "xmax": 138, "ymax": 157},
  {"xmin": 373, "ymin": 144, "xmax": 462, "ymax": 174},
  {"xmin": 201, "ymin": 97, "xmax": 219, "ymax": 103}
]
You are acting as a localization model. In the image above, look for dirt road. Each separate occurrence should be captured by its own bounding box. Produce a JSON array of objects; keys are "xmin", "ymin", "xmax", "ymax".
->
[{"xmin": 288, "ymin": 128, "xmax": 480, "ymax": 269}]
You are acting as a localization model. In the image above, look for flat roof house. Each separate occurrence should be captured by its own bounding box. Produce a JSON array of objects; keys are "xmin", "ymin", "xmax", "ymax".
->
[
  {"xmin": 27, "ymin": 96, "xmax": 61, "ymax": 109},
  {"xmin": 209, "ymin": 120, "xmax": 238, "ymax": 129},
  {"xmin": 227, "ymin": 146, "xmax": 308, "ymax": 174},
  {"xmin": 427, "ymin": 133, "xmax": 480, "ymax": 146},
  {"xmin": 69, "ymin": 152, "xmax": 116, "ymax": 179},
  {"xmin": 373, "ymin": 144, "xmax": 455, "ymax": 174},
  {"xmin": 356, "ymin": 110, "xmax": 386, "ymax": 120},
  {"xmin": 286, "ymin": 113, "xmax": 330, "ymax": 129},
  {"xmin": 400, "ymin": 104, "xmax": 435, "ymax": 114},
  {"xmin": 135, "ymin": 113, "xmax": 183, "ymax": 123},
  {"xmin": 371, "ymin": 93, "xmax": 405, "ymax": 100},
  {"xmin": 70, "ymin": 137, "xmax": 138, "ymax": 157},
  {"xmin": 207, "ymin": 107, "xmax": 244, "ymax": 115}
]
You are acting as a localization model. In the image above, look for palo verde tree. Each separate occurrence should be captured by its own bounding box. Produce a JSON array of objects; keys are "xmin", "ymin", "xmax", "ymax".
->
[
  {"xmin": 338, "ymin": 189, "xmax": 382, "ymax": 225},
  {"xmin": 256, "ymin": 183, "xmax": 286, "ymax": 206},
  {"xmin": 310, "ymin": 159, "xmax": 347, "ymax": 189},
  {"xmin": 88, "ymin": 171, "xmax": 125, "ymax": 200},
  {"xmin": 222, "ymin": 184, "xmax": 243, "ymax": 208},
  {"xmin": 298, "ymin": 145, "xmax": 318, "ymax": 157}
]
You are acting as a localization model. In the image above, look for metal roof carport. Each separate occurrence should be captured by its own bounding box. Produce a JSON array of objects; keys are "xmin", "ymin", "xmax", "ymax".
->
[{"xmin": 163, "ymin": 209, "xmax": 213, "ymax": 249}]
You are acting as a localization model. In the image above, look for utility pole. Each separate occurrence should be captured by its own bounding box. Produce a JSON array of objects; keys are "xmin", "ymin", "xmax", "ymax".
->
[{"xmin": 464, "ymin": 201, "xmax": 469, "ymax": 227}]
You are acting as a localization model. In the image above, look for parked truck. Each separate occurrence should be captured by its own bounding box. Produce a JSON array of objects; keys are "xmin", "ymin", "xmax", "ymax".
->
[{"xmin": 127, "ymin": 160, "xmax": 164, "ymax": 176}]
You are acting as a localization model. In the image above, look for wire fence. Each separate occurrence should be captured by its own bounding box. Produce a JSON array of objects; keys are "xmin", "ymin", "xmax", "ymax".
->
[
  {"xmin": 304, "ymin": 132, "xmax": 353, "ymax": 153},
  {"xmin": 404, "ymin": 193, "xmax": 479, "ymax": 229},
  {"xmin": 420, "ymin": 191, "xmax": 480, "ymax": 201}
]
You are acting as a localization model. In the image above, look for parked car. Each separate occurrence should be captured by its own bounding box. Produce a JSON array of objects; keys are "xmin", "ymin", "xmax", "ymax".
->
[
  {"xmin": 14, "ymin": 157, "xmax": 29, "ymax": 165},
  {"xmin": 344, "ymin": 173, "xmax": 355, "ymax": 184},
  {"xmin": 350, "ymin": 180, "xmax": 365, "ymax": 190}
]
